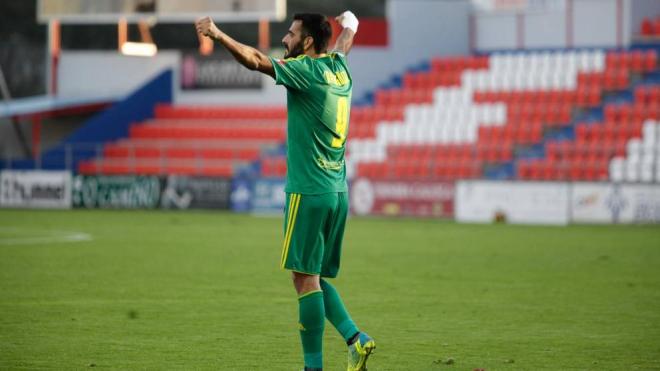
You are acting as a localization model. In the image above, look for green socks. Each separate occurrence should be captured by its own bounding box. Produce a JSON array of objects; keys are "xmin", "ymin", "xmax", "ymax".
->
[
  {"xmin": 298, "ymin": 290, "xmax": 325, "ymax": 369},
  {"xmin": 297, "ymin": 281, "xmax": 360, "ymax": 368},
  {"xmin": 320, "ymin": 279, "xmax": 359, "ymax": 342}
]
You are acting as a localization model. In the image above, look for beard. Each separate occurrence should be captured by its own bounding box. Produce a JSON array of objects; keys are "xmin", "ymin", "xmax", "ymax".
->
[{"xmin": 283, "ymin": 40, "xmax": 305, "ymax": 59}]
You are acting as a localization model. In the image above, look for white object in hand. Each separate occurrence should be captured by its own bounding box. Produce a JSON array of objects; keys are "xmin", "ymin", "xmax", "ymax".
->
[{"xmin": 339, "ymin": 10, "xmax": 359, "ymax": 34}]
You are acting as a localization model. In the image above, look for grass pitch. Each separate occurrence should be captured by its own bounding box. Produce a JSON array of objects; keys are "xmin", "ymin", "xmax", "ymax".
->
[{"xmin": 0, "ymin": 209, "xmax": 659, "ymax": 370}]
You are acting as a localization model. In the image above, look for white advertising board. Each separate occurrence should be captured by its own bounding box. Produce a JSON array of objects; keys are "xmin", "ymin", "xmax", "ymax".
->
[
  {"xmin": 0, "ymin": 170, "xmax": 72, "ymax": 209},
  {"xmin": 456, "ymin": 181, "xmax": 570, "ymax": 225},
  {"xmin": 571, "ymin": 183, "xmax": 660, "ymax": 224}
]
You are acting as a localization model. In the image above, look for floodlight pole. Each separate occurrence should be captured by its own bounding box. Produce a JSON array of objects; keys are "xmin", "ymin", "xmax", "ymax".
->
[
  {"xmin": 48, "ymin": 19, "xmax": 60, "ymax": 95},
  {"xmin": 118, "ymin": 18, "xmax": 128, "ymax": 52},
  {"xmin": 258, "ymin": 18, "xmax": 270, "ymax": 52},
  {"xmin": 138, "ymin": 20, "xmax": 154, "ymax": 44}
]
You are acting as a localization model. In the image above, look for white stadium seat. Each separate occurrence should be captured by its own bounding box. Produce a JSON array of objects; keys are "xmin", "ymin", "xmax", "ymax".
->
[
  {"xmin": 627, "ymin": 138, "xmax": 642, "ymax": 157},
  {"xmin": 640, "ymin": 162, "xmax": 654, "ymax": 183},
  {"xmin": 625, "ymin": 160, "xmax": 640, "ymax": 182},
  {"xmin": 609, "ymin": 157, "xmax": 625, "ymax": 182}
]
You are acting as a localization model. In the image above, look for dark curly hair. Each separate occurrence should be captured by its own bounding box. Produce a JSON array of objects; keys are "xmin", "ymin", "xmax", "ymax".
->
[{"xmin": 293, "ymin": 13, "xmax": 332, "ymax": 54}]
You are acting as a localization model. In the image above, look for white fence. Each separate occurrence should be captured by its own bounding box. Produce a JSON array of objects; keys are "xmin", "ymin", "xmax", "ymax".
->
[
  {"xmin": 456, "ymin": 181, "xmax": 570, "ymax": 225},
  {"xmin": 457, "ymin": 180, "xmax": 660, "ymax": 225}
]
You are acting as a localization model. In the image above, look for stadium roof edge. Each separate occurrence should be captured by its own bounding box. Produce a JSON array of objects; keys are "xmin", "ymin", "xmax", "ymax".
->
[{"xmin": 0, "ymin": 95, "xmax": 116, "ymax": 119}]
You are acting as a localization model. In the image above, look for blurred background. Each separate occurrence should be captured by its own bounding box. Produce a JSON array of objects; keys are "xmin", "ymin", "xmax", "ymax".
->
[
  {"xmin": 1, "ymin": 1, "xmax": 660, "ymax": 370},
  {"xmin": 0, "ymin": 0, "xmax": 659, "ymax": 223}
]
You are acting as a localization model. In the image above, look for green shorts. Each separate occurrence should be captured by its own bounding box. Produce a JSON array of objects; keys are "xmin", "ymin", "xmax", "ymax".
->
[{"xmin": 280, "ymin": 192, "xmax": 348, "ymax": 278}]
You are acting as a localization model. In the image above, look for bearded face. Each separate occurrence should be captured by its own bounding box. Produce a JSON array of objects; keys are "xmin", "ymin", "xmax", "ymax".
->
[
  {"xmin": 282, "ymin": 20, "xmax": 310, "ymax": 59},
  {"xmin": 284, "ymin": 39, "xmax": 305, "ymax": 59}
]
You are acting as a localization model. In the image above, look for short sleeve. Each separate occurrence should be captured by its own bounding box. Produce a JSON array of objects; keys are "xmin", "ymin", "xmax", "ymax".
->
[
  {"xmin": 330, "ymin": 51, "xmax": 347, "ymax": 60},
  {"xmin": 329, "ymin": 51, "xmax": 349, "ymax": 65},
  {"xmin": 269, "ymin": 56, "xmax": 312, "ymax": 90}
]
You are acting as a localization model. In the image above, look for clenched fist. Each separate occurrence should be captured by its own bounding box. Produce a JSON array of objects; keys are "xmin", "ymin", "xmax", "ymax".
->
[
  {"xmin": 195, "ymin": 16, "xmax": 220, "ymax": 39},
  {"xmin": 335, "ymin": 10, "xmax": 359, "ymax": 33}
]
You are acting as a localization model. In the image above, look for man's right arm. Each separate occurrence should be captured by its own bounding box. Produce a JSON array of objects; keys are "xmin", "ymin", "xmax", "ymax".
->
[{"xmin": 195, "ymin": 16, "xmax": 274, "ymax": 78}]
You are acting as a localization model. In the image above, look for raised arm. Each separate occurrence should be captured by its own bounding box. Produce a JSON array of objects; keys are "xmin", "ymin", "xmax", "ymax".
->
[
  {"xmin": 195, "ymin": 17, "xmax": 274, "ymax": 78},
  {"xmin": 332, "ymin": 28, "xmax": 356, "ymax": 56},
  {"xmin": 333, "ymin": 11, "xmax": 359, "ymax": 56}
]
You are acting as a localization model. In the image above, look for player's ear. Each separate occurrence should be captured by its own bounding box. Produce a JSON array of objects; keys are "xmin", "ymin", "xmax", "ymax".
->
[{"xmin": 303, "ymin": 36, "xmax": 315, "ymax": 52}]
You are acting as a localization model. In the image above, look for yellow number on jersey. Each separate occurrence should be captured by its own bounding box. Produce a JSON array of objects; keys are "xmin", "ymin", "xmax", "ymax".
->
[{"xmin": 331, "ymin": 97, "xmax": 348, "ymax": 148}]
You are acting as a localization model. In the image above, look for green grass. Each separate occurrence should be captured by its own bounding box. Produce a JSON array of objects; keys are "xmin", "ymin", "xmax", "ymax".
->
[{"xmin": 1, "ymin": 209, "xmax": 659, "ymax": 370}]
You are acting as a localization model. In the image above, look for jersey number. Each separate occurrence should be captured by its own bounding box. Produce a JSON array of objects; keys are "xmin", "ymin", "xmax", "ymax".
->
[{"xmin": 331, "ymin": 97, "xmax": 348, "ymax": 148}]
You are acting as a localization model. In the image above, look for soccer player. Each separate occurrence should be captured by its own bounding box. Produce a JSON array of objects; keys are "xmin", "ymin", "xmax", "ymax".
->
[{"xmin": 195, "ymin": 11, "xmax": 375, "ymax": 371}]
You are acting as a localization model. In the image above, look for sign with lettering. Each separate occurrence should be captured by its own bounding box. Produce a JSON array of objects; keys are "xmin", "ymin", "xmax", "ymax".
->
[{"xmin": 0, "ymin": 170, "xmax": 72, "ymax": 209}]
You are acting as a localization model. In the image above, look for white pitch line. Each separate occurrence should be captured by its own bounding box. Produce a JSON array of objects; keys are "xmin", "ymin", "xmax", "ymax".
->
[{"xmin": 0, "ymin": 228, "xmax": 93, "ymax": 246}]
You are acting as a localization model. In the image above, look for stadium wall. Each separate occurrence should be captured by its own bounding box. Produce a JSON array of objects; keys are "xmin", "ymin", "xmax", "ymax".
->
[
  {"xmin": 52, "ymin": 0, "xmax": 652, "ymax": 105},
  {"xmin": 49, "ymin": 0, "xmax": 654, "ymax": 104},
  {"xmin": 57, "ymin": 50, "xmax": 287, "ymax": 105},
  {"xmin": 58, "ymin": 51, "xmax": 180, "ymax": 100},
  {"xmin": 3, "ymin": 170, "xmax": 658, "ymax": 225},
  {"xmin": 473, "ymin": 0, "xmax": 641, "ymax": 50},
  {"xmin": 52, "ymin": 0, "xmax": 471, "ymax": 105}
]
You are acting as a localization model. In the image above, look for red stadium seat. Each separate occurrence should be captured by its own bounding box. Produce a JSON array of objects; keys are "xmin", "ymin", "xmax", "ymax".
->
[
  {"xmin": 641, "ymin": 17, "xmax": 654, "ymax": 36},
  {"xmin": 644, "ymin": 50, "xmax": 657, "ymax": 71}
]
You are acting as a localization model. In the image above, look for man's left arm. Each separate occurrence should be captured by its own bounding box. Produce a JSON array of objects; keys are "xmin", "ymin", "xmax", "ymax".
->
[
  {"xmin": 195, "ymin": 16, "xmax": 275, "ymax": 78},
  {"xmin": 332, "ymin": 11, "xmax": 359, "ymax": 56}
]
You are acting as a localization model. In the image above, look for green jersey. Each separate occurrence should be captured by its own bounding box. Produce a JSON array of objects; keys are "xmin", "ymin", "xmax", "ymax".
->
[{"xmin": 270, "ymin": 52, "xmax": 352, "ymax": 194}]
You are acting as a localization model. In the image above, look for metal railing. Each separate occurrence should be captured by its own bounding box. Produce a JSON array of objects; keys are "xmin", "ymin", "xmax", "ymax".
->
[{"xmin": 0, "ymin": 140, "xmax": 283, "ymax": 175}]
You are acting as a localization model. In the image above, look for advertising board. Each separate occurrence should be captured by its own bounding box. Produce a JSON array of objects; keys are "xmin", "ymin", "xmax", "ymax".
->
[
  {"xmin": 456, "ymin": 181, "xmax": 570, "ymax": 225},
  {"xmin": 0, "ymin": 170, "xmax": 72, "ymax": 209},
  {"xmin": 350, "ymin": 178, "xmax": 455, "ymax": 217},
  {"xmin": 251, "ymin": 178, "xmax": 286, "ymax": 214},
  {"xmin": 160, "ymin": 176, "xmax": 231, "ymax": 210},
  {"xmin": 72, "ymin": 175, "xmax": 161, "ymax": 209},
  {"xmin": 572, "ymin": 183, "xmax": 660, "ymax": 224}
]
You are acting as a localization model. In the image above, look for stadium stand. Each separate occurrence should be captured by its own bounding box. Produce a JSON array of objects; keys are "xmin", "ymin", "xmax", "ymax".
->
[
  {"xmin": 77, "ymin": 105, "xmax": 286, "ymax": 176},
  {"xmin": 76, "ymin": 49, "xmax": 658, "ymax": 183},
  {"xmin": 347, "ymin": 49, "xmax": 659, "ymax": 182},
  {"xmin": 519, "ymin": 85, "xmax": 659, "ymax": 181},
  {"xmin": 247, "ymin": 49, "xmax": 658, "ymax": 183}
]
